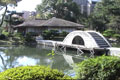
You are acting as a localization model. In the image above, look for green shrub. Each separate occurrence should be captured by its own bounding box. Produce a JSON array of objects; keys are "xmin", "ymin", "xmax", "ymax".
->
[
  {"xmin": 0, "ymin": 66, "xmax": 72, "ymax": 80},
  {"xmin": 103, "ymin": 29, "xmax": 115, "ymax": 38},
  {"xmin": 0, "ymin": 34, "xmax": 6, "ymax": 40},
  {"xmin": 60, "ymin": 31, "xmax": 69, "ymax": 37},
  {"xmin": 25, "ymin": 32, "xmax": 36, "ymax": 42},
  {"xmin": 26, "ymin": 32, "xmax": 38, "ymax": 36},
  {"xmin": 113, "ymin": 34, "xmax": 120, "ymax": 42},
  {"xmin": 2, "ymin": 30, "xmax": 10, "ymax": 37},
  {"xmin": 76, "ymin": 56, "xmax": 120, "ymax": 80},
  {"xmin": 42, "ymin": 30, "xmax": 59, "ymax": 40},
  {"xmin": 13, "ymin": 32, "xmax": 25, "ymax": 41}
]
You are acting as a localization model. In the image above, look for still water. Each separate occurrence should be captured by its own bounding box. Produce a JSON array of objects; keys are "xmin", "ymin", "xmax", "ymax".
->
[{"xmin": 0, "ymin": 45, "xmax": 91, "ymax": 76}]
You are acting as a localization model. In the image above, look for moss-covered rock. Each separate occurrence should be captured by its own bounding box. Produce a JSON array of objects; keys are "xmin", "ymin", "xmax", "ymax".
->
[
  {"xmin": 0, "ymin": 66, "xmax": 72, "ymax": 80},
  {"xmin": 76, "ymin": 56, "xmax": 120, "ymax": 80}
]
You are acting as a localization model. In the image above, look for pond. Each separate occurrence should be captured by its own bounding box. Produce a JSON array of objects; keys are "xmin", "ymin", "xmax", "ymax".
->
[{"xmin": 0, "ymin": 44, "xmax": 92, "ymax": 76}]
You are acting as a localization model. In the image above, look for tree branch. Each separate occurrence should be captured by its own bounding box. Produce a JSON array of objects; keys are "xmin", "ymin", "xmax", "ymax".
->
[{"xmin": 0, "ymin": 5, "xmax": 8, "ymax": 27}]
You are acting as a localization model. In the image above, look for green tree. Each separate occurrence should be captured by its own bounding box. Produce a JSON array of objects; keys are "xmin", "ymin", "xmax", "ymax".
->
[
  {"xmin": 36, "ymin": 0, "xmax": 81, "ymax": 22},
  {"xmin": 4, "ymin": 11, "xmax": 24, "ymax": 33},
  {"xmin": 5, "ymin": 11, "xmax": 24, "ymax": 25},
  {"xmin": 0, "ymin": 0, "xmax": 21, "ymax": 27},
  {"xmin": 91, "ymin": 0, "xmax": 120, "ymax": 32}
]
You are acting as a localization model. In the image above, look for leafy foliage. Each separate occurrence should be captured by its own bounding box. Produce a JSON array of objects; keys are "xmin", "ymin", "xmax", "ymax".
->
[
  {"xmin": 0, "ymin": 0, "xmax": 22, "ymax": 28},
  {"xmin": 24, "ymin": 32, "xmax": 36, "ymax": 43},
  {"xmin": 42, "ymin": 30, "xmax": 59, "ymax": 40},
  {"xmin": 0, "ymin": 34, "xmax": 6, "ymax": 40},
  {"xmin": 12, "ymin": 32, "xmax": 25, "ymax": 42},
  {"xmin": 42, "ymin": 30, "xmax": 69, "ymax": 40},
  {"xmin": 0, "ymin": 66, "xmax": 72, "ymax": 80},
  {"xmin": 2, "ymin": 30, "xmax": 10, "ymax": 37},
  {"xmin": 103, "ymin": 29, "xmax": 115, "ymax": 38},
  {"xmin": 103, "ymin": 29, "xmax": 120, "ymax": 42},
  {"xmin": 0, "ymin": 0, "xmax": 21, "ymax": 7},
  {"xmin": 36, "ymin": 0, "xmax": 81, "ymax": 22},
  {"xmin": 47, "ymin": 50, "xmax": 55, "ymax": 60},
  {"xmin": 60, "ymin": 31, "xmax": 69, "ymax": 37},
  {"xmin": 76, "ymin": 56, "xmax": 120, "ymax": 80},
  {"xmin": 4, "ymin": 11, "xmax": 24, "ymax": 26},
  {"xmin": 91, "ymin": 0, "xmax": 120, "ymax": 32}
]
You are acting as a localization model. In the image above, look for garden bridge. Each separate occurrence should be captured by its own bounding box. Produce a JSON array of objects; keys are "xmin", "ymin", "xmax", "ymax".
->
[
  {"xmin": 63, "ymin": 30, "xmax": 111, "ymax": 48},
  {"xmin": 37, "ymin": 30, "xmax": 120, "ymax": 56}
]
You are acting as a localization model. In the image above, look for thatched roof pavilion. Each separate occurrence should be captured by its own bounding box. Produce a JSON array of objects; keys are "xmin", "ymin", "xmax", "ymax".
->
[
  {"xmin": 15, "ymin": 17, "xmax": 84, "ymax": 29},
  {"xmin": 15, "ymin": 17, "xmax": 84, "ymax": 34}
]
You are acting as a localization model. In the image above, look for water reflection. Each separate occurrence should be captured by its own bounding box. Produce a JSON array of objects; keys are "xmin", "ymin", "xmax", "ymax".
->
[
  {"xmin": 17, "ymin": 56, "xmax": 39, "ymax": 66},
  {"xmin": 0, "ymin": 45, "xmax": 87, "ymax": 75}
]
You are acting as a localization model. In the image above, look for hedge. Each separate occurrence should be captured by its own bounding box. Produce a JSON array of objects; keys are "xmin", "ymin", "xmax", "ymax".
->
[
  {"xmin": 0, "ymin": 66, "xmax": 72, "ymax": 80},
  {"xmin": 75, "ymin": 56, "xmax": 120, "ymax": 80}
]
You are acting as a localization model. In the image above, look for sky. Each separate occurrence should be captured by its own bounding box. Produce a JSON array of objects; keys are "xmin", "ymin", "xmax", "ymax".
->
[
  {"xmin": 0, "ymin": 0, "xmax": 100, "ymax": 15},
  {"xmin": 0, "ymin": 0, "xmax": 41, "ymax": 16},
  {"xmin": 10, "ymin": 0, "xmax": 42, "ymax": 12},
  {"xmin": 10, "ymin": 0, "xmax": 99, "ymax": 12}
]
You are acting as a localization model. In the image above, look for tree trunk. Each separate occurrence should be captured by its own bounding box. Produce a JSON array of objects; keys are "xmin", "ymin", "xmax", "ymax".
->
[{"xmin": 0, "ymin": 5, "xmax": 8, "ymax": 27}]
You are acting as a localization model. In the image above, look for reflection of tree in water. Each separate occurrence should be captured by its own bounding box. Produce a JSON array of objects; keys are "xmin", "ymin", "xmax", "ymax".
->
[
  {"xmin": 0, "ymin": 45, "xmax": 52, "ymax": 71},
  {"xmin": 0, "ymin": 45, "xmax": 84, "ymax": 73},
  {"xmin": 0, "ymin": 54, "xmax": 7, "ymax": 70},
  {"xmin": 0, "ymin": 46, "xmax": 20, "ymax": 71},
  {"xmin": 0, "ymin": 54, "xmax": 18, "ymax": 71}
]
